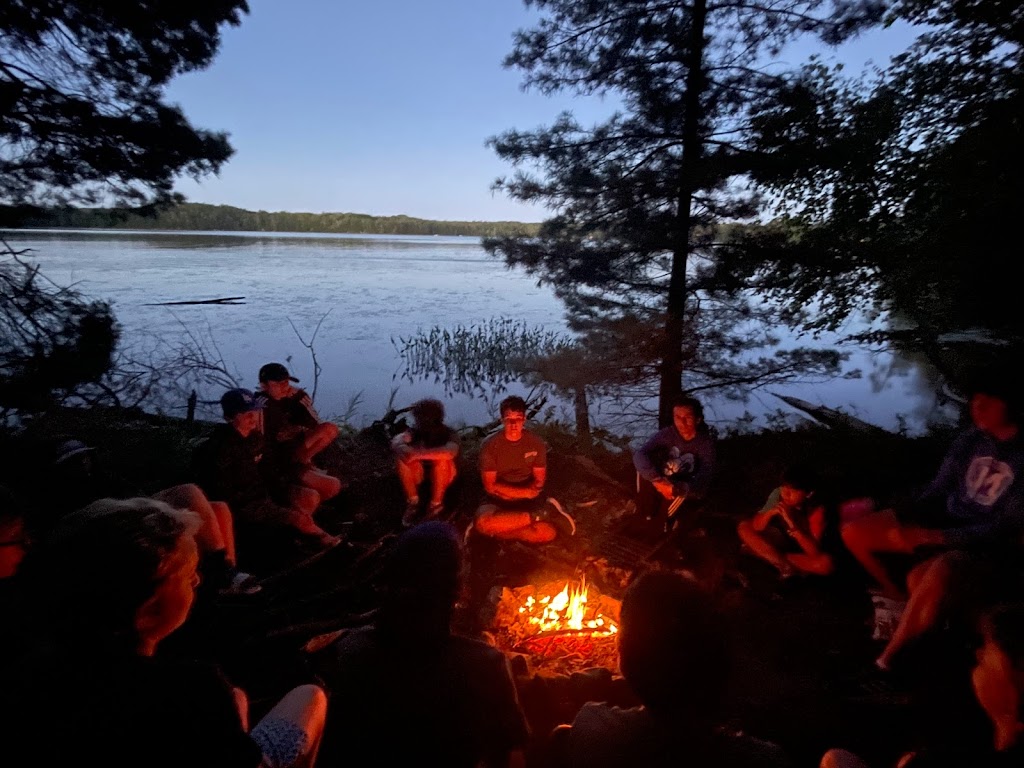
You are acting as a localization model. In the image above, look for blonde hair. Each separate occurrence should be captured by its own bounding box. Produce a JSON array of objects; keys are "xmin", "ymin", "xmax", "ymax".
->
[{"xmin": 31, "ymin": 497, "xmax": 202, "ymax": 642}]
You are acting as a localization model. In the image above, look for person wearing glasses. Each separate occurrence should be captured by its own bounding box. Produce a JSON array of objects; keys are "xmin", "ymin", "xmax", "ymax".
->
[{"xmin": 467, "ymin": 395, "xmax": 575, "ymax": 544}]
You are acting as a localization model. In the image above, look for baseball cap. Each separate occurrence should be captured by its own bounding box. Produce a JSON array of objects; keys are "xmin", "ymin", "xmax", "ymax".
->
[
  {"xmin": 221, "ymin": 388, "xmax": 267, "ymax": 419},
  {"xmin": 258, "ymin": 362, "xmax": 299, "ymax": 383}
]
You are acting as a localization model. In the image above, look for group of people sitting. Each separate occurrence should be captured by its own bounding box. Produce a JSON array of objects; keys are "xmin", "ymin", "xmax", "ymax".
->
[{"xmin": 1, "ymin": 360, "xmax": 1023, "ymax": 766}]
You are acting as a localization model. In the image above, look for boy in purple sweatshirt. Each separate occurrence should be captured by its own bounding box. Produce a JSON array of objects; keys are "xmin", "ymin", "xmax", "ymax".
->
[{"xmin": 632, "ymin": 395, "xmax": 716, "ymax": 533}]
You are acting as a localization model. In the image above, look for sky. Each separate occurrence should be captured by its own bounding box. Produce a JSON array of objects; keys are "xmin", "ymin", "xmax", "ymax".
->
[{"xmin": 166, "ymin": 0, "xmax": 920, "ymax": 223}]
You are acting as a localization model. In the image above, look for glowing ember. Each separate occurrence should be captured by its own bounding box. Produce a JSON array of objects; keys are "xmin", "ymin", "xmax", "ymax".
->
[{"xmin": 491, "ymin": 577, "xmax": 621, "ymax": 677}]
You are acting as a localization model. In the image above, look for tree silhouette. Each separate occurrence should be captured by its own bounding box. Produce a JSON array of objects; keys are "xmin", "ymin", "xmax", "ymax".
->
[
  {"xmin": 487, "ymin": 0, "xmax": 883, "ymax": 426},
  {"xmin": 0, "ymin": 1, "xmax": 248, "ymax": 210}
]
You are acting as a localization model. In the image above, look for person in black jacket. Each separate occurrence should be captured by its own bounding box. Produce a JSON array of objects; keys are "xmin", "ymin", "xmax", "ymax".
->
[{"xmin": 195, "ymin": 388, "xmax": 340, "ymax": 550}]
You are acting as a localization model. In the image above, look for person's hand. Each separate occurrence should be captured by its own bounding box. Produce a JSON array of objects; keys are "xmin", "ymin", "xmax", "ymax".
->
[{"xmin": 652, "ymin": 478, "xmax": 675, "ymax": 500}]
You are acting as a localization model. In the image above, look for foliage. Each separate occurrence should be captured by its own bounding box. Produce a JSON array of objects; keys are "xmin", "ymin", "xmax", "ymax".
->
[
  {"xmin": 393, "ymin": 317, "xmax": 570, "ymax": 399},
  {"xmin": 487, "ymin": 0, "xmax": 884, "ymax": 425},
  {"xmin": 0, "ymin": 1, "xmax": 247, "ymax": 210},
  {"xmin": 1, "ymin": 202, "xmax": 542, "ymax": 238},
  {"xmin": 0, "ymin": 241, "xmax": 118, "ymax": 413},
  {"xmin": 732, "ymin": 0, "xmax": 1024, "ymax": 381},
  {"xmin": 1, "ymin": 239, "xmax": 241, "ymax": 419}
]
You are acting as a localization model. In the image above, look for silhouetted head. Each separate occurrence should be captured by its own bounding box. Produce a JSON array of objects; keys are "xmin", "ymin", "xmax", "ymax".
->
[
  {"xmin": 25, "ymin": 497, "xmax": 202, "ymax": 654},
  {"xmin": 376, "ymin": 521, "xmax": 464, "ymax": 643},
  {"xmin": 412, "ymin": 398, "xmax": 446, "ymax": 430},
  {"xmin": 617, "ymin": 569, "xmax": 731, "ymax": 715},
  {"xmin": 964, "ymin": 364, "xmax": 1022, "ymax": 432}
]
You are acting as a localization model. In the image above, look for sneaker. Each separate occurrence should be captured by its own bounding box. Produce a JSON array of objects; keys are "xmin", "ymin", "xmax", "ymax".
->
[
  {"xmin": 402, "ymin": 499, "xmax": 420, "ymax": 527},
  {"xmin": 426, "ymin": 500, "xmax": 445, "ymax": 520},
  {"xmin": 219, "ymin": 570, "xmax": 262, "ymax": 596},
  {"xmin": 542, "ymin": 498, "xmax": 576, "ymax": 538}
]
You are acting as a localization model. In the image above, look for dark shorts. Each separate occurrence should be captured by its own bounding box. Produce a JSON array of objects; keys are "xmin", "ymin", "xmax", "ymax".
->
[{"xmin": 477, "ymin": 494, "xmax": 549, "ymax": 515}]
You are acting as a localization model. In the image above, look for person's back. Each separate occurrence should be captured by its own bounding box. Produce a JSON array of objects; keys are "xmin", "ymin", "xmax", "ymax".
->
[
  {"xmin": 3, "ymin": 644, "xmax": 260, "ymax": 768},
  {"xmin": 565, "ymin": 570, "xmax": 789, "ymax": 768},
  {"xmin": 0, "ymin": 498, "xmax": 264, "ymax": 768},
  {"xmin": 316, "ymin": 521, "xmax": 529, "ymax": 767},
  {"xmin": 319, "ymin": 626, "xmax": 528, "ymax": 767}
]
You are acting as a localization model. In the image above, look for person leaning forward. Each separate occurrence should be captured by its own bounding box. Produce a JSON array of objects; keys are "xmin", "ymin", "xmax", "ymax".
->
[{"xmin": 470, "ymin": 396, "xmax": 575, "ymax": 544}]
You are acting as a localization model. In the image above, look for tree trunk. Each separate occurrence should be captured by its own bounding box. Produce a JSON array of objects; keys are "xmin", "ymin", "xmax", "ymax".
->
[
  {"xmin": 658, "ymin": 0, "xmax": 708, "ymax": 427},
  {"xmin": 574, "ymin": 387, "xmax": 591, "ymax": 443}
]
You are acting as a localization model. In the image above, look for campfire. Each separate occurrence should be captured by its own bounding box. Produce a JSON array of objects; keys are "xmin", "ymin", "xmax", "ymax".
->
[{"xmin": 490, "ymin": 576, "xmax": 621, "ymax": 677}]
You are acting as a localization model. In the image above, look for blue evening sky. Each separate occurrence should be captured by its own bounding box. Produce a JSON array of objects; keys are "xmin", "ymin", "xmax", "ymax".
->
[{"xmin": 167, "ymin": 0, "xmax": 918, "ymax": 222}]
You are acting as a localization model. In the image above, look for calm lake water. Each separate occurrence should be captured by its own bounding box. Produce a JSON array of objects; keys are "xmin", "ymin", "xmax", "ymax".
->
[{"xmin": 2, "ymin": 229, "xmax": 948, "ymax": 436}]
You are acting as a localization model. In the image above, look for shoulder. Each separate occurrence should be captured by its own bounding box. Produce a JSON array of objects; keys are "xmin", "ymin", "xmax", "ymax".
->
[
  {"xmin": 569, "ymin": 703, "xmax": 649, "ymax": 754},
  {"xmin": 523, "ymin": 429, "xmax": 547, "ymax": 449},
  {"xmin": 481, "ymin": 430, "xmax": 504, "ymax": 449},
  {"xmin": 290, "ymin": 389, "xmax": 313, "ymax": 405}
]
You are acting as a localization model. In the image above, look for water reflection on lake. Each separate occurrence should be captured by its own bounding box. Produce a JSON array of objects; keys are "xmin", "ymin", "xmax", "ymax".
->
[{"xmin": 2, "ymin": 229, "xmax": 950, "ymax": 435}]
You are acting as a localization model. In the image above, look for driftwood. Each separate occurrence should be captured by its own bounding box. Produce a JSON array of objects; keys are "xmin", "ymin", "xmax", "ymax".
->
[
  {"xmin": 772, "ymin": 393, "xmax": 893, "ymax": 435},
  {"xmin": 143, "ymin": 296, "xmax": 245, "ymax": 306}
]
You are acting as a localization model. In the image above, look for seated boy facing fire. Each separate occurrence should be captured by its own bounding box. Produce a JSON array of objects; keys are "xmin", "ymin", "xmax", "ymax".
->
[
  {"xmin": 468, "ymin": 395, "xmax": 575, "ymax": 544},
  {"xmin": 737, "ymin": 463, "xmax": 834, "ymax": 580},
  {"xmin": 632, "ymin": 395, "xmax": 716, "ymax": 535}
]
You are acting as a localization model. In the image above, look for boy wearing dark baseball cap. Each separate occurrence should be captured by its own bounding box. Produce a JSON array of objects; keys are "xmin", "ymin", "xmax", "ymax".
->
[
  {"xmin": 193, "ymin": 387, "xmax": 341, "ymax": 552},
  {"xmin": 257, "ymin": 362, "xmax": 343, "ymax": 508}
]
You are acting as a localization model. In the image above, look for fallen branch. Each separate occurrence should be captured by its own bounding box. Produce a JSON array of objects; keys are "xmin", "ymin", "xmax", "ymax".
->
[{"xmin": 144, "ymin": 296, "xmax": 246, "ymax": 306}]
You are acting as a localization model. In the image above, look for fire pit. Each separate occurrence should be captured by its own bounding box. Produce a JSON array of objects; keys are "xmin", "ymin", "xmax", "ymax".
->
[{"xmin": 490, "ymin": 577, "xmax": 621, "ymax": 677}]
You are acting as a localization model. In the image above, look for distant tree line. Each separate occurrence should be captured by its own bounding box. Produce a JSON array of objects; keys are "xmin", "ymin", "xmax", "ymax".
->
[{"xmin": 1, "ymin": 203, "xmax": 541, "ymax": 239}]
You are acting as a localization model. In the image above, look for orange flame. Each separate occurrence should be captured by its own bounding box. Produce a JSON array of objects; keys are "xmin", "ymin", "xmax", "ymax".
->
[{"xmin": 516, "ymin": 576, "xmax": 617, "ymax": 636}]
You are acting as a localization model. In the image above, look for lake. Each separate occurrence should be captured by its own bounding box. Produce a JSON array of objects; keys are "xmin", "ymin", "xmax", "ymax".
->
[{"xmin": 1, "ymin": 229, "xmax": 948, "ymax": 436}]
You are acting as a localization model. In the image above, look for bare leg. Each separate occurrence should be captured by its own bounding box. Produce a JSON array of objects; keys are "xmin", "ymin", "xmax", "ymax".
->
[
  {"xmin": 152, "ymin": 483, "xmax": 225, "ymax": 555},
  {"xmin": 876, "ymin": 552, "xmax": 964, "ymax": 670},
  {"xmin": 210, "ymin": 501, "xmax": 237, "ymax": 567},
  {"xmin": 787, "ymin": 551, "xmax": 835, "ymax": 576},
  {"xmin": 475, "ymin": 506, "xmax": 556, "ymax": 543},
  {"xmin": 841, "ymin": 510, "xmax": 915, "ymax": 598},
  {"xmin": 395, "ymin": 457, "xmax": 424, "ymax": 503},
  {"xmin": 428, "ymin": 458, "xmax": 457, "ymax": 507},
  {"xmin": 252, "ymin": 684, "xmax": 328, "ymax": 768},
  {"xmin": 295, "ymin": 422, "xmax": 339, "ymax": 465},
  {"xmin": 737, "ymin": 520, "xmax": 792, "ymax": 574},
  {"xmin": 289, "ymin": 486, "xmax": 322, "ymax": 517},
  {"xmin": 299, "ymin": 468, "xmax": 341, "ymax": 502}
]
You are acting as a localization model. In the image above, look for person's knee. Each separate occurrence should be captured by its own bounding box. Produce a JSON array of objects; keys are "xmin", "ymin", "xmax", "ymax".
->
[{"xmin": 474, "ymin": 509, "xmax": 499, "ymax": 535}]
